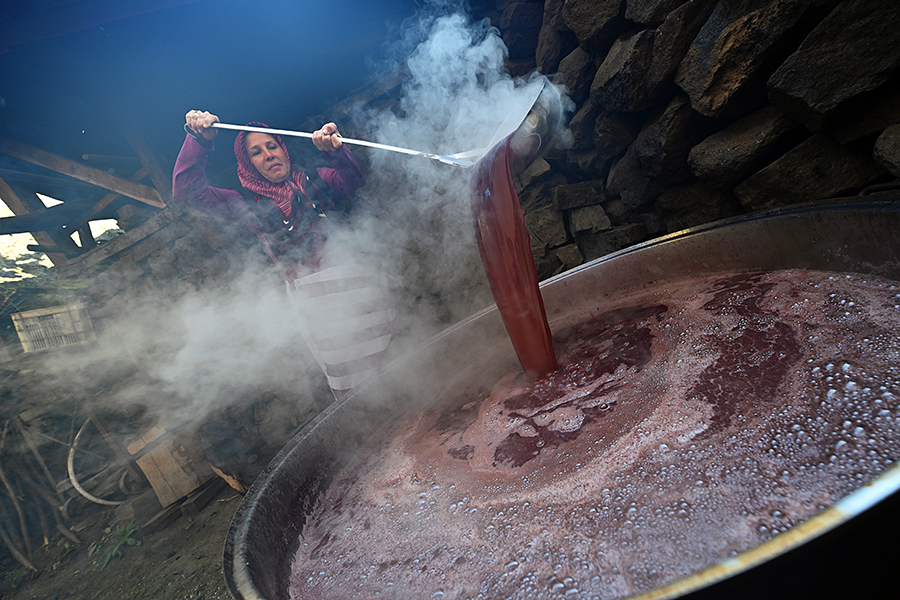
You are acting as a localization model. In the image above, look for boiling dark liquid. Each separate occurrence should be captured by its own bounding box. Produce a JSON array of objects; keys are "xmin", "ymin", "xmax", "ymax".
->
[
  {"xmin": 470, "ymin": 136, "xmax": 558, "ymax": 377},
  {"xmin": 288, "ymin": 269, "xmax": 900, "ymax": 600}
]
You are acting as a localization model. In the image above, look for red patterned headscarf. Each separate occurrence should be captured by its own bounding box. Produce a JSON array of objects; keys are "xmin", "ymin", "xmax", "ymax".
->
[{"xmin": 234, "ymin": 122, "xmax": 312, "ymax": 219}]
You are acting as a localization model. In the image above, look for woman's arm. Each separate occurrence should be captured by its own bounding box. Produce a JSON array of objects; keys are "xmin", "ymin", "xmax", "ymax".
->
[
  {"xmin": 172, "ymin": 110, "xmax": 244, "ymax": 217},
  {"xmin": 311, "ymin": 122, "xmax": 366, "ymax": 195}
]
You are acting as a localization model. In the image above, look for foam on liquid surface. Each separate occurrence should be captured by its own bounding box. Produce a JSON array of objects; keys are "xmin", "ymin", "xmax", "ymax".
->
[{"xmin": 288, "ymin": 269, "xmax": 900, "ymax": 600}]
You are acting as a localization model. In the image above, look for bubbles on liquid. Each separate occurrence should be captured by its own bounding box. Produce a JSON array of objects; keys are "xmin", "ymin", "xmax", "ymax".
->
[{"xmin": 289, "ymin": 269, "xmax": 900, "ymax": 600}]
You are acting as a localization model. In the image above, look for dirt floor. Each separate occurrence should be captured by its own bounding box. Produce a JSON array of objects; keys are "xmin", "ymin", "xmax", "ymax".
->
[
  {"xmin": 1, "ymin": 480, "xmax": 242, "ymax": 600},
  {"xmin": 0, "ymin": 346, "xmax": 318, "ymax": 600}
]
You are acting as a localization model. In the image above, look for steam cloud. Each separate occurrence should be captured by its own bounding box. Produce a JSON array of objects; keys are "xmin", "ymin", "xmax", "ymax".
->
[{"xmin": 28, "ymin": 1, "xmax": 572, "ymax": 466}]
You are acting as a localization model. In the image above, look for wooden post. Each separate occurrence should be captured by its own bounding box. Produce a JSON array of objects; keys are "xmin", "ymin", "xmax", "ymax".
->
[{"xmin": 76, "ymin": 225, "xmax": 97, "ymax": 249}]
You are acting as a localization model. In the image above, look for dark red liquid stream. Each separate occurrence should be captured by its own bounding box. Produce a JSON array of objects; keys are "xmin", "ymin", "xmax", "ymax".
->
[{"xmin": 471, "ymin": 136, "xmax": 558, "ymax": 377}]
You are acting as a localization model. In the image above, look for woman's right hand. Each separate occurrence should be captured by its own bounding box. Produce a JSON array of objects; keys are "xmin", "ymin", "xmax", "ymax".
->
[{"xmin": 185, "ymin": 110, "xmax": 219, "ymax": 141}]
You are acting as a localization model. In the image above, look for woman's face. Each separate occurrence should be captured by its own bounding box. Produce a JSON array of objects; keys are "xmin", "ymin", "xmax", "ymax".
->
[{"xmin": 244, "ymin": 132, "xmax": 290, "ymax": 183}]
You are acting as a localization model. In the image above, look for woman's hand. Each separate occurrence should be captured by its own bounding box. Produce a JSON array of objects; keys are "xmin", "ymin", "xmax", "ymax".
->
[
  {"xmin": 185, "ymin": 110, "xmax": 219, "ymax": 142},
  {"xmin": 312, "ymin": 122, "xmax": 343, "ymax": 152}
]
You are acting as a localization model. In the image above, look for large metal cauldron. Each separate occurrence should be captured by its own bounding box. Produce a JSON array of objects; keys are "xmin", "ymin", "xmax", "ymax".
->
[{"xmin": 225, "ymin": 193, "xmax": 900, "ymax": 600}]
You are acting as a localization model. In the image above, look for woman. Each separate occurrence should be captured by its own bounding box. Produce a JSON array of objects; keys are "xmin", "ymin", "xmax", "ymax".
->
[
  {"xmin": 173, "ymin": 109, "xmax": 365, "ymax": 276},
  {"xmin": 173, "ymin": 110, "xmax": 393, "ymax": 400}
]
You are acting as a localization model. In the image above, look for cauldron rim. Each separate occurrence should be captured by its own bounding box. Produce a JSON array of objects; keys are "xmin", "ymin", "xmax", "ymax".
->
[{"xmin": 224, "ymin": 193, "xmax": 900, "ymax": 600}]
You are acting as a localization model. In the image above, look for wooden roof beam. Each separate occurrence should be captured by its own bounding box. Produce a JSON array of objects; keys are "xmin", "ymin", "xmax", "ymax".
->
[
  {"xmin": 0, "ymin": 136, "xmax": 165, "ymax": 209},
  {"xmin": 65, "ymin": 166, "xmax": 148, "ymax": 234},
  {"xmin": 0, "ymin": 177, "xmax": 71, "ymax": 265},
  {"xmin": 119, "ymin": 121, "xmax": 172, "ymax": 205}
]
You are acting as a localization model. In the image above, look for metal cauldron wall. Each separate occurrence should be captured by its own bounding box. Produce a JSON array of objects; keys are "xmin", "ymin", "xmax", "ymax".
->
[{"xmin": 224, "ymin": 194, "xmax": 900, "ymax": 600}]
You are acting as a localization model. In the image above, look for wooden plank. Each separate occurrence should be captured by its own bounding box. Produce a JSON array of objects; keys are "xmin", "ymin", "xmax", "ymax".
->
[
  {"xmin": 76, "ymin": 225, "xmax": 96, "ymax": 249},
  {"xmin": 132, "ymin": 433, "xmax": 211, "ymax": 508},
  {"xmin": 126, "ymin": 425, "xmax": 166, "ymax": 455},
  {"xmin": 180, "ymin": 477, "xmax": 226, "ymax": 517},
  {"xmin": 0, "ymin": 176, "xmax": 68, "ymax": 265},
  {"xmin": 135, "ymin": 451, "xmax": 179, "ymax": 507},
  {"xmin": 25, "ymin": 244, "xmax": 81, "ymax": 258},
  {"xmin": 119, "ymin": 123, "xmax": 172, "ymax": 205},
  {"xmin": 54, "ymin": 203, "xmax": 183, "ymax": 278},
  {"xmin": 0, "ymin": 136, "xmax": 165, "ymax": 209},
  {"xmin": 139, "ymin": 501, "xmax": 182, "ymax": 534}
]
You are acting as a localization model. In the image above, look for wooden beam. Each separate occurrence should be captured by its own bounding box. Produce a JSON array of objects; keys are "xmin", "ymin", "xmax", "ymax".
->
[
  {"xmin": 0, "ymin": 137, "xmax": 165, "ymax": 209},
  {"xmin": 80, "ymin": 154, "xmax": 142, "ymax": 165},
  {"xmin": 0, "ymin": 177, "xmax": 43, "ymax": 215},
  {"xmin": 66, "ymin": 166, "xmax": 148, "ymax": 234},
  {"xmin": 119, "ymin": 122, "xmax": 172, "ymax": 205},
  {"xmin": 0, "ymin": 208, "xmax": 75, "ymax": 235},
  {"xmin": 77, "ymin": 225, "xmax": 97, "ymax": 250},
  {"xmin": 25, "ymin": 244, "xmax": 81, "ymax": 259},
  {"xmin": 0, "ymin": 179, "xmax": 86, "ymax": 247},
  {"xmin": 0, "ymin": 177, "xmax": 68, "ymax": 265}
]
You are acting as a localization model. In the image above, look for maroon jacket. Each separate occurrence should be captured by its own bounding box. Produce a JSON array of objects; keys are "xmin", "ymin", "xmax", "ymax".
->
[{"xmin": 172, "ymin": 134, "xmax": 365, "ymax": 271}]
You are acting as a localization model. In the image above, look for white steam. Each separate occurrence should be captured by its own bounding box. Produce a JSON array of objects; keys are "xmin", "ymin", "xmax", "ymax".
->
[
  {"xmin": 318, "ymin": 7, "xmax": 561, "ymax": 343},
  {"xmin": 31, "ymin": 3, "xmax": 571, "ymax": 463}
]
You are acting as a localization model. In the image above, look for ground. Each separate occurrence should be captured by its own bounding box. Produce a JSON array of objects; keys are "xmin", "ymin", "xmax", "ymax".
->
[
  {"xmin": 1, "ymin": 482, "xmax": 242, "ymax": 600},
  {"xmin": 0, "ymin": 344, "xmax": 322, "ymax": 600}
]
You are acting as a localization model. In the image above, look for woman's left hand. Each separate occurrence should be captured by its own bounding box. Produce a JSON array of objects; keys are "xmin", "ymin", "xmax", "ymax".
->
[{"xmin": 312, "ymin": 122, "xmax": 343, "ymax": 152}]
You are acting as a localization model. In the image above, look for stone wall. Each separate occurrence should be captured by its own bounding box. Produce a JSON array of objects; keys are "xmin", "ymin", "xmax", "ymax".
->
[{"xmin": 490, "ymin": 0, "xmax": 900, "ymax": 279}]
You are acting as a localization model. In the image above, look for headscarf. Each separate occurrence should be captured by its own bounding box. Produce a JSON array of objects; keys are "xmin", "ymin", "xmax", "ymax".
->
[{"xmin": 233, "ymin": 122, "xmax": 321, "ymax": 220}]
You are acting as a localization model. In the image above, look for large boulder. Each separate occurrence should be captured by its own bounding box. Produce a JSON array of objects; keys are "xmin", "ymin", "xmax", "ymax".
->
[
  {"xmin": 499, "ymin": 1, "xmax": 545, "ymax": 29},
  {"xmin": 873, "ymin": 125, "xmax": 900, "ymax": 179},
  {"xmin": 563, "ymin": 0, "xmax": 625, "ymax": 52},
  {"xmin": 768, "ymin": 0, "xmax": 900, "ymax": 131},
  {"xmin": 520, "ymin": 171, "xmax": 570, "ymax": 213},
  {"xmin": 553, "ymin": 46, "xmax": 596, "ymax": 106},
  {"xmin": 688, "ymin": 106, "xmax": 807, "ymax": 190},
  {"xmin": 503, "ymin": 28, "xmax": 542, "ymax": 61},
  {"xmin": 655, "ymin": 182, "xmax": 741, "ymax": 232},
  {"xmin": 568, "ymin": 97, "xmax": 605, "ymax": 151},
  {"xmin": 552, "ymin": 179, "xmax": 607, "ymax": 210},
  {"xmin": 525, "ymin": 205, "xmax": 570, "ymax": 250},
  {"xmin": 544, "ymin": 0, "xmax": 572, "ymax": 31},
  {"xmin": 645, "ymin": 0, "xmax": 718, "ymax": 101},
  {"xmin": 590, "ymin": 29, "xmax": 657, "ymax": 112},
  {"xmin": 536, "ymin": 22, "xmax": 579, "ymax": 73},
  {"xmin": 568, "ymin": 204, "xmax": 613, "ymax": 234},
  {"xmin": 566, "ymin": 149, "xmax": 611, "ymax": 179},
  {"xmin": 607, "ymin": 144, "xmax": 669, "ymax": 211},
  {"xmin": 675, "ymin": 0, "xmax": 829, "ymax": 118},
  {"xmin": 734, "ymin": 133, "xmax": 886, "ymax": 211},
  {"xmin": 830, "ymin": 79, "xmax": 900, "ymax": 145},
  {"xmin": 593, "ymin": 109, "xmax": 645, "ymax": 160},
  {"xmin": 625, "ymin": 0, "xmax": 689, "ymax": 26},
  {"xmin": 576, "ymin": 222, "xmax": 648, "ymax": 261},
  {"xmin": 499, "ymin": 2, "xmax": 543, "ymax": 61},
  {"xmin": 634, "ymin": 94, "xmax": 714, "ymax": 182},
  {"xmin": 553, "ymin": 243, "xmax": 585, "ymax": 273}
]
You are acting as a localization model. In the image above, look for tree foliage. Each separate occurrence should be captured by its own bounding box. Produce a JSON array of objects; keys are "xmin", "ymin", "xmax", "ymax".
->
[{"xmin": 0, "ymin": 251, "xmax": 59, "ymax": 300}]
